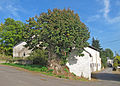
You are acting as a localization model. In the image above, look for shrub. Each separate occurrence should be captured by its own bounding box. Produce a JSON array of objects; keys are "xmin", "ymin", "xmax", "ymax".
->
[
  {"xmin": 39, "ymin": 67, "xmax": 48, "ymax": 72},
  {"xmin": 47, "ymin": 69, "xmax": 54, "ymax": 73},
  {"xmin": 113, "ymin": 56, "xmax": 120, "ymax": 68},
  {"xmin": 64, "ymin": 68, "xmax": 69, "ymax": 73},
  {"xmin": 0, "ymin": 54, "xmax": 12, "ymax": 60},
  {"xmin": 72, "ymin": 72, "xmax": 76, "ymax": 76},
  {"xmin": 27, "ymin": 49, "xmax": 48, "ymax": 66},
  {"xmin": 56, "ymin": 75, "xmax": 65, "ymax": 78}
]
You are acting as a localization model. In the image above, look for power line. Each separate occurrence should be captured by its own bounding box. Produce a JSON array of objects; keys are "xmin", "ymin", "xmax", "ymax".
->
[
  {"xmin": 107, "ymin": 39, "xmax": 120, "ymax": 43},
  {"xmin": 105, "ymin": 39, "xmax": 120, "ymax": 43},
  {"xmin": 102, "ymin": 39, "xmax": 120, "ymax": 45}
]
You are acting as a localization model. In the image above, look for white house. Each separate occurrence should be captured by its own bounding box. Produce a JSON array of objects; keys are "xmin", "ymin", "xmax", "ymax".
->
[
  {"xmin": 13, "ymin": 42, "xmax": 32, "ymax": 58},
  {"xmin": 13, "ymin": 42, "xmax": 101, "ymax": 80},
  {"xmin": 66, "ymin": 46, "xmax": 101, "ymax": 80},
  {"xmin": 107, "ymin": 57, "xmax": 113, "ymax": 66},
  {"xmin": 85, "ymin": 46, "xmax": 101, "ymax": 72}
]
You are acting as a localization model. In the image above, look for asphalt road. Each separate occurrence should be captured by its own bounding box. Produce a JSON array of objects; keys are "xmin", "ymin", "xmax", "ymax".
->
[
  {"xmin": 93, "ymin": 68, "xmax": 120, "ymax": 84},
  {"xmin": 0, "ymin": 65, "xmax": 120, "ymax": 86}
]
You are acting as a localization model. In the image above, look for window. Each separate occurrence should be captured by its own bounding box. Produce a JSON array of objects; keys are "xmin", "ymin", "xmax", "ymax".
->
[{"xmin": 23, "ymin": 52, "xmax": 25, "ymax": 56}]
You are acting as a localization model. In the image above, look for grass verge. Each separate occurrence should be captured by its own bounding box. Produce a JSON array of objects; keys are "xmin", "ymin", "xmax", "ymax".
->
[{"xmin": 1, "ymin": 63, "xmax": 88, "ymax": 81}]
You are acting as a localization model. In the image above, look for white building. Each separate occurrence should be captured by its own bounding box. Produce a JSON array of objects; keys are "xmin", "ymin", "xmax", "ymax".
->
[
  {"xmin": 107, "ymin": 57, "xmax": 113, "ymax": 66},
  {"xmin": 13, "ymin": 42, "xmax": 101, "ymax": 80},
  {"xmin": 66, "ymin": 46, "xmax": 101, "ymax": 80},
  {"xmin": 13, "ymin": 42, "xmax": 32, "ymax": 57},
  {"xmin": 86, "ymin": 46, "xmax": 101, "ymax": 72}
]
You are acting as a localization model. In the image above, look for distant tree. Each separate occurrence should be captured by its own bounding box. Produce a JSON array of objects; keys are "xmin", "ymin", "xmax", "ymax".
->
[
  {"xmin": 116, "ymin": 53, "xmax": 119, "ymax": 56},
  {"xmin": 91, "ymin": 37, "xmax": 109, "ymax": 67},
  {"xmin": 100, "ymin": 49, "xmax": 114, "ymax": 68},
  {"xmin": 0, "ymin": 23, "xmax": 4, "ymax": 54},
  {"xmin": 0, "ymin": 23, "xmax": 4, "ymax": 32},
  {"xmin": 0, "ymin": 18, "xmax": 25, "ymax": 55},
  {"xmin": 105, "ymin": 48, "xmax": 114, "ymax": 59},
  {"xmin": 100, "ymin": 50, "xmax": 107, "ymax": 68},
  {"xmin": 25, "ymin": 8, "xmax": 90, "ymax": 65},
  {"xmin": 113, "ymin": 55, "xmax": 120, "ymax": 70},
  {"xmin": 92, "ymin": 37, "xmax": 102, "ymax": 50}
]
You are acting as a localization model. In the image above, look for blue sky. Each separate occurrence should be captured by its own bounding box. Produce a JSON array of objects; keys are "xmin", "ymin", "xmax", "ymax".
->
[{"xmin": 0, "ymin": 0, "xmax": 120, "ymax": 54}]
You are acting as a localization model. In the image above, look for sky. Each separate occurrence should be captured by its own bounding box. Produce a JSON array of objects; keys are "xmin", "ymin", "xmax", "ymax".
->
[{"xmin": 0, "ymin": 0, "xmax": 120, "ymax": 54}]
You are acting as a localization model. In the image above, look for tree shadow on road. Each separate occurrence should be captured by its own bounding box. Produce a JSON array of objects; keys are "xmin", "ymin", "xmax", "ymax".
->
[{"xmin": 92, "ymin": 73, "xmax": 120, "ymax": 82}]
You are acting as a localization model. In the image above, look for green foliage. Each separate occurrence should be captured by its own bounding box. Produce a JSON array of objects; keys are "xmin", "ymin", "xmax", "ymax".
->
[
  {"xmin": 116, "ymin": 53, "xmax": 119, "ymax": 56},
  {"xmin": 0, "ymin": 55, "xmax": 12, "ymax": 61},
  {"xmin": 113, "ymin": 56, "xmax": 120, "ymax": 68},
  {"xmin": 113, "ymin": 59, "xmax": 118, "ymax": 68},
  {"xmin": 2, "ymin": 63, "xmax": 88, "ymax": 81},
  {"xmin": 0, "ymin": 23, "xmax": 5, "ymax": 55},
  {"xmin": 100, "ymin": 48, "xmax": 114, "ymax": 67},
  {"xmin": 92, "ymin": 37, "xmax": 107, "ymax": 67},
  {"xmin": 92, "ymin": 37, "xmax": 102, "ymax": 50},
  {"xmin": 105, "ymin": 48, "xmax": 114, "ymax": 59},
  {"xmin": 91, "ymin": 37, "xmax": 114, "ymax": 68},
  {"xmin": 100, "ymin": 50, "xmax": 107, "ymax": 68},
  {"xmin": 27, "ymin": 49, "xmax": 48, "ymax": 66},
  {"xmin": 47, "ymin": 69, "xmax": 54, "ymax": 73},
  {"xmin": 64, "ymin": 68, "xmax": 69, "ymax": 73},
  {"xmin": 39, "ymin": 66, "xmax": 48, "ymax": 72},
  {"xmin": 2, "ymin": 63, "xmax": 48, "ymax": 72},
  {"xmin": 25, "ymin": 8, "xmax": 90, "ymax": 65},
  {"xmin": 56, "ymin": 75, "xmax": 66, "ymax": 78},
  {"xmin": 72, "ymin": 72, "xmax": 76, "ymax": 76},
  {"xmin": 0, "ymin": 23, "xmax": 3, "ymax": 32},
  {"xmin": 0, "ymin": 18, "xmax": 25, "ymax": 56}
]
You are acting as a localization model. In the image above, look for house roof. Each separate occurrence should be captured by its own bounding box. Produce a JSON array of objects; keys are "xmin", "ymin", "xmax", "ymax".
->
[
  {"xmin": 88, "ymin": 46, "xmax": 100, "ymax": 52},
  {"xmin": 13, "ymin": 41, "xmax": 26, "ymax": 48}
]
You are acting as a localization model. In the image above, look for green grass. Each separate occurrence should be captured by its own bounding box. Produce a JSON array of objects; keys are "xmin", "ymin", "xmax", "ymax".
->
[
  {"xmin": 1, "ymin": 63, "xmax": 58, "ymax": 78},
  {"xmin": 1, "ymin": 63, "xmax": 88, "ymax": 81},
  {"xmin": 2, "ymin": 63, "xmax": 48, "ymax": 72},
  {"xmin": 64, "ymin": 68, "xmax": 69, "ymax": 73}
]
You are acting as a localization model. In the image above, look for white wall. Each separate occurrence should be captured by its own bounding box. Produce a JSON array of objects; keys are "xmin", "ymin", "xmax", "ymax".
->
[
  {"xmin": 66, "ymin": 47, "xmax": 101, "ymax": 80},
  {"xmin": 66, "ymin": 50, "xmax": 91, "ymax": 80},
  {"xmin": 85, "ymin": 47, "xmax": 101, "ymax": 72},
  {"xmin": 13, "ymin": 42, "xmax": 32, "ymax": 57}
]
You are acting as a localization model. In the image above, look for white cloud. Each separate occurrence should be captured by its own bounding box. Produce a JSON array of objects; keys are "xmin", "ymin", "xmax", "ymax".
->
[
  {"xmin": 102, "ymin": 0, "xmax": 120, "ymax": 23},
  {"xmin": 103, "ymin": 0, "xmax": 110, "ymax": 18},
  {"xmin": 87, "ymin": 14, "xmax": 101, "ymax": 22},
  {"xmin": 89, "ymin": 0, "xmax": 120, "ymax": 24},
  {"xmin": 0, "ymin": 0, "xmax": 24, "ymax": 19},
  {"xmin": 6, "ymin": 4, "xmax": 20, "ymax": 18}
]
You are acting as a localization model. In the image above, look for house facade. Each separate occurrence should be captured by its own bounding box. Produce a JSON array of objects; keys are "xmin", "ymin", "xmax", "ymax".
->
[
  {"xmin": 13, "ymin": 42, "xmax": 32, "ymax": 58},
  {"xmin": 66, "ymin": 46, "xmax": 101, "ymax": 80},
  {"xmin": 85, "ymin": 46, "xmax": 101, "ymax": 72}
]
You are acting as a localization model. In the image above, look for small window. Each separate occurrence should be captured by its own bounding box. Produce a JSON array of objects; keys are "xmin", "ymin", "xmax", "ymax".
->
[{"xmin": 23, "ymin": 52, "xmax": 25, "ymax": 56}]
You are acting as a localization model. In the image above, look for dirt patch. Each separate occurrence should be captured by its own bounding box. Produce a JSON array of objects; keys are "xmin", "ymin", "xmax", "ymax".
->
[
  {"xmin": 112, "ymin": 71, "xmax": 120, "ymax": 74},
  {"xmin": 0, "ymin": 61, "xmax": 6, "ymax": 63}
]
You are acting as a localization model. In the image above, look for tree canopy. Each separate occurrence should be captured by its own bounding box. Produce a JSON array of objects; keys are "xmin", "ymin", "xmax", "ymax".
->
[
  {"xmin": 0, "ymin": 23, "xmax": 4, "ymax": 32},
  {"xmin": 25, "ymin": 8, "xmax": 90, "ymax": 65},
  {"xmin": 113, "ymin": 55, "xmax": 120, "ymax": 68},
  {"xmin": 0, "ymin": 18, "xmax": 25, "ymax": 55},
  {"xmin": 92, "ymin": 37, "xmax": 102, "ymax": 50},
  {"xmin": 91, "ymin": 37, "xmax": 114, "ymax": 67},
  {"xmin": 100, "ymin": 50, "xmax": 107, "ymax": 67},
  {"xmin": 105, "ymin": 48, "xmax": 114, "ymax": 59}
]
